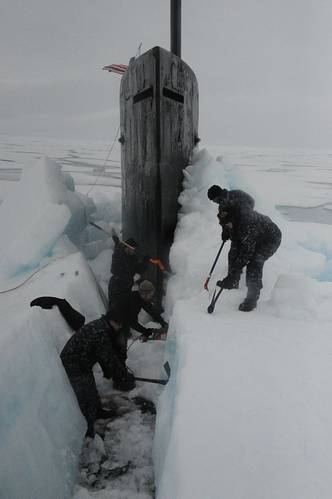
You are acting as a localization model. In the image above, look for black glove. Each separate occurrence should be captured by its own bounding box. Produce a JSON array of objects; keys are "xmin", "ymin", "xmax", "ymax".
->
[
  {"xmin": 217, "ymin": 275, "xmax": 239, "ymax": 290},
  {"xmin": 141, "ymin": 328, "xmax": 155, "ymax": 339},
  {"xmin": 113, "ymin": 371, "xmax": 136, "ymax": 391},
  {"xmin": 221, "ymin": 227, "xmax": 231, "ymax": 242},
  {"xmin": 30, "ymin": 296, "xmax": 62, "ymax": 309}
]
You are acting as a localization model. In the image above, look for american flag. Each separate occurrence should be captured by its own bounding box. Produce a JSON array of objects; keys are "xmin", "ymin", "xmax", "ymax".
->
[{"xmin": 102, "ymin": 63, "xmax": 128, "ymax": 75}]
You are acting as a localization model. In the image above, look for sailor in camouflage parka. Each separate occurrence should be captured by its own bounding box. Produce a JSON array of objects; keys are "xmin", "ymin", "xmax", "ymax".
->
[
  {"xmin": 217, "ymin": 201, "xmax": 282, "ymax": 311},
  {"xmin": 208, "ymin": 184, "xmax": 255, "ymax": 241},
  {"xmin": 60, "ymin": 308, "xmax": 135, "ymax": 438}
]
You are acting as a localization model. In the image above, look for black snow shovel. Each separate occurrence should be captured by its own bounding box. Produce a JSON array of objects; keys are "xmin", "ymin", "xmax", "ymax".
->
[{"xmin": 134, "ymin": 362, "xmax": 171, "ymax": 386}]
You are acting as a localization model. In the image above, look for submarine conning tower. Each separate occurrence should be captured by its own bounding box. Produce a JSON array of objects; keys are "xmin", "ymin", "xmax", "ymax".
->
[{"xmin": 120, "ymin": 1, "xmax": 199, "ymax": 294}]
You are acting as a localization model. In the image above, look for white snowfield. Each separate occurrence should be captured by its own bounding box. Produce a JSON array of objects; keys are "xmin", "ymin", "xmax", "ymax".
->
[{"xmin": 1, "ymin": 146, "xmax": 332, "ymax": 499}]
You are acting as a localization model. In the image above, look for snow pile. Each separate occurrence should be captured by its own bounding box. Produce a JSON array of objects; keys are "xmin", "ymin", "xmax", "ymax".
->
[
  {"xmin": 0, "ymin": 156, "xmax": 94, "ymax": 280},
  {"xmin": 155, "ymin": 149, "xmax": 332, "ymax": 499}
]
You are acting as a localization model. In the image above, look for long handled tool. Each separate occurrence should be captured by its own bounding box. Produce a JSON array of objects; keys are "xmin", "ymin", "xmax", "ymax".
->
[
  {"xmin": 204, "ymin": 241, "xmax": 225, "ymax": 291},
  {"xmin": 89, "ymin": 222, "xmax": 169, "ymax": 273},
  {"xmin": 134, "ymin": 361, "xmax": 171, "ymax": 386},
  {"xmin": 89, "ymin": 220, "xmax": 113, "ymax": 235}
]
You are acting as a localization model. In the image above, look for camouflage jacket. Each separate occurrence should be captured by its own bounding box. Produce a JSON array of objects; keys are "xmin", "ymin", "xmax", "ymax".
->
[
  {"xmin": 60, "ymin": 316, "xmax": 127, "ymax": 379},
  {"xmin": 217, "ymin": 189, "xmax": 255, "ymax": 214}
]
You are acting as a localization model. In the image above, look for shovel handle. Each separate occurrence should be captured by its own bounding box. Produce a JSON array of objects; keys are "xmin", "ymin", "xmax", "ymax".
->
[
  {"xmin": 134, "ymin": 376, "xmax": 168, "ymax": 385},
  {"xmin": 133, "ymin": 362, "xmax": 171, "ymax": 386}
]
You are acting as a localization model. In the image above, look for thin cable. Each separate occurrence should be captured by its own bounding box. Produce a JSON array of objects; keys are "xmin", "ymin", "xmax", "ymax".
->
[
  {"xmin": 86, "ymin": 124, "xmax": 120, "ymax": 197},
  {"xmin": 0, "ymin": 256, "xmax": 67, "ymax": 294}
]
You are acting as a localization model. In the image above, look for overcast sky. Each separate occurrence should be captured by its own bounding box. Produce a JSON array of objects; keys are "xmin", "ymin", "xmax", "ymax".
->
[{"xmin": 1, "ymin": 0, "xmax": 331, "ymax": 149}]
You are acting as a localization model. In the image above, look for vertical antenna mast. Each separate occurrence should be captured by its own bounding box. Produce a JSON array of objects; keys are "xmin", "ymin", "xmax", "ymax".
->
[{"xmin": 170, "ymin": 0, "xmax": 181, "ymax": 58}]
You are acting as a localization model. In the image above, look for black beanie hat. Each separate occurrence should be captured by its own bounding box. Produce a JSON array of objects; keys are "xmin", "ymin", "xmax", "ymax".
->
[{"xmin": 207, "ymin": 185, "xmax": 226, "ymax": 200}]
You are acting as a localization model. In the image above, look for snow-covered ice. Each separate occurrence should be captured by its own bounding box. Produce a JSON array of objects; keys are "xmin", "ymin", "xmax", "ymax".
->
[{"xmin": 0, "ymin": 156, "xmax": 95, "ymax": 280}]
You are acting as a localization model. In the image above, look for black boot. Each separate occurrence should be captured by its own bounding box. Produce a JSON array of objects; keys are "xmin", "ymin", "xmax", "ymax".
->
[
  {"xmin": 239, "ymin": 287, "xmax": 260, "ymax": 312},
  {"xmin": 238, "ymin": 297, "xmax": 258, "ymax": 312}
]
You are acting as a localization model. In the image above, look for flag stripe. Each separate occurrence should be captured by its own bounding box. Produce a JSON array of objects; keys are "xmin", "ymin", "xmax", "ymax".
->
[{"xmin": 102, "ymin": 64, "xmax": 128, "ymax": 75}]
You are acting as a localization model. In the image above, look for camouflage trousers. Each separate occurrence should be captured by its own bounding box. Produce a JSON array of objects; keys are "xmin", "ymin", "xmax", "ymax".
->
[
  {"xmin": 107, "ymin": 276, "xmax": 132, "ymax": 309},
  {"xmin": 246, "ymin": 234, "xmax": 282, "ymax": 294},
  {"xmin": 63, "ymin": 364, "xmax": 102, "ymax": 427}
]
